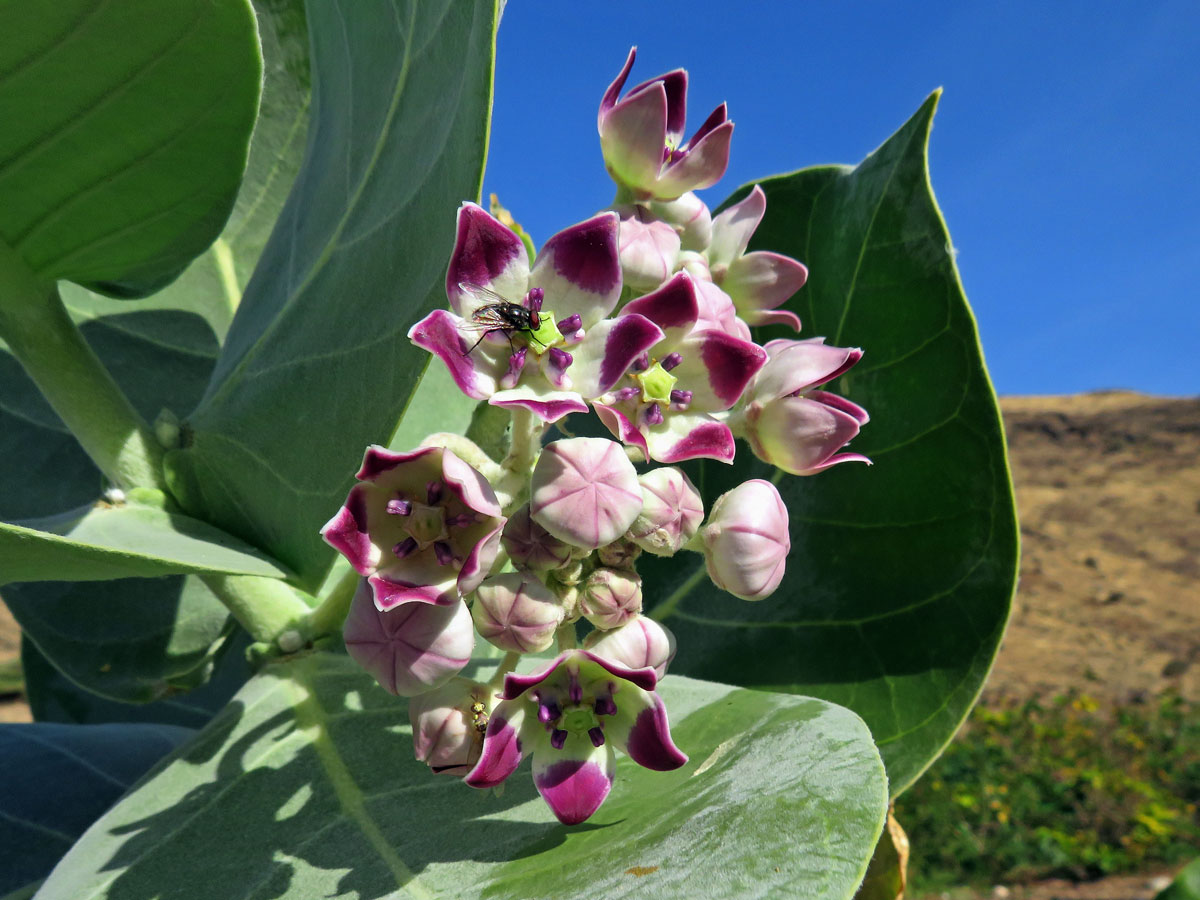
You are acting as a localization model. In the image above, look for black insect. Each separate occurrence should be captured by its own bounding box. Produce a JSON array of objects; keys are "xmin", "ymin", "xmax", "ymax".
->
[{"xmin": 458, "ymin": 283, "xmax": 543, "ymax": 356}]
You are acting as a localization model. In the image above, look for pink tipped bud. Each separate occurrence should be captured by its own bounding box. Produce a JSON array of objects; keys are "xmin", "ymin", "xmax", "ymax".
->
[
  {"xmin": 699, "ymin": 479, "xmax": 790, "ymax": 601},
  {"xmin": 529, "ymin": 437, "xmax": 643, "ymax": 550},
  {"xmin": 615, "ymin": 205, "xmax": 681, "ymax": 291},
  {"xmin": 649, "ymin": 191, "xmax": 712, "ymax": 251},
  {"xmin": 581, "ymin": 567, "xmax": 643, "ymax": 630},
  {"xmin": 583, "ymin": 615, "xmax": 676, "ymax": 679},
  {"xmin": 501, "ymin": 504, "xmax": 574, "ymax": 572},
  {"xmin": 409, "ymin": 677, "xmax": 493, "ymax": 776},
  {"xmin": 471, "ymin": 572, "xmax": 564, "ymax": 653},
  {"xmin": 342, "ymin": 579, "xmax": 474, "ymax": 695},
  {"xmin": 627, "ymin": 466, "xmax": 704, "ymax": 557}
]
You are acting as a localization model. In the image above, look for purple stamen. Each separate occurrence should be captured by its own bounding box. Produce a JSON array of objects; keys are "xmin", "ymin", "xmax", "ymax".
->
[
  {"xmin": 670, "ymin": 389, "xmax": 693, "ymax": 410},
  {"xmin": 550, "ymin": 729, "xmax": 568, "ymax": 750},
  {"xmin": 632, "ymin": 352, "xmax": 650, "ymax": 372},
  {"xmin": 433, "ymin": 541, "xmax": 454, "ymax": 566},
  {"xmin": 594, "ymin": 694, "xmax": 617, "ymax": 717},
  {"xmin": 545, "ymin": 348, "xmax": 573, "ymax": 388},
  {"xmin": 426, "ymin": 481, "xmax": 443, "ymax": 505},
  {"xmin": 558, "ymin": 313, "xmax": 582, "ymax": 334},
  {"xmin": 612, "ymin": 386, "xmax": 640, "ymax": 402},
  {"xmin": 502, "ymin": 347, "xmax": 527, "ymax": 389},
  {"xmin": 538, "ymin": 698, "xmax": 562, "ymax": 724},
  {"xmin": 645, "ymin": 402, "xmax": 664, "ymax": 426},
  {"xmin": 588, "ymin": 727, "xmax": 606, "ymax": 748},
  {"xmin": 661, "ymin": 352, "xmax": 683, "ymax": 371},
  {"xmin": 393, "ymin": 537, "xmax": 418, "ymax": 559},
  {"xmin": 386, "ymin": 498, "xmax": 412, "ymax": 516},
  {"xmin": 525, "ymin": 287, "xmax": 544, "ymax": 312}
]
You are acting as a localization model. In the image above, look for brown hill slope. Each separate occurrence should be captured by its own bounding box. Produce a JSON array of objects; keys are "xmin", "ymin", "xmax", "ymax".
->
[{"xmin": 1, "ymin": 391, "xmax": 1196, "ymax": 722}]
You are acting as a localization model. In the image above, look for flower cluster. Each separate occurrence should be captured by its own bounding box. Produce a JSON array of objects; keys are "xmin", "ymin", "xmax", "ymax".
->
[{"xmin": 323, "ymin": 48, "xmax": 871, "ymax": 826}]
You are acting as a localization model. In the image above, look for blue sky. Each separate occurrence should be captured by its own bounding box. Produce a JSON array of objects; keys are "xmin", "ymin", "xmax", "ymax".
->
[{"xmin": 483, "ymin": 1, "xmax": 1199, "ymax": 396}]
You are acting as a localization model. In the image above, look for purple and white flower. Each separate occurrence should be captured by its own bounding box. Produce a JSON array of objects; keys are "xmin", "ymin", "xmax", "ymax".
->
[
  {"xmin": 409, "ymin": 677, "xmax": 493, "ymax": 776},
  {"xmin": 734, "ymin": 338, "xmax": 871, "ymax": 475},
  {"xmin": 471, "ymin": 572, "xmax": 564, "ymax": 654},
  {"xmin": 592, "ymin": 272, "xmax": 766, "ymax": 463},
  {"xmin": 626, "ymin": 466, "xmax": 705, "ymax": 556},
  {"xmin": 529, "ymin": 438, "xmax": 644, "ymax": 550},
  {"xmin": 321, "ymin": 445, "xmax": 505, "ymax": 611},
  {"xmin": 699, "ymin": 479, "xmax": 790, "ymax": 601},
  {"xmin": 581, "ymin": 567, "xmax": 643, "ymax": 630},
  {"xmin": 464, "ymin": 649, "xmax": 687, "ymax": 825},
  {"xmin": 598, "ymin": 47, "xmax": 734, "ymax": 201},
  {"xmin": 584, "ymin": 615, "xmax": 677, "ymax": 680},
  {"xmin": 410, "ymin": 203, "xmax": 663, "ymax": 423}
]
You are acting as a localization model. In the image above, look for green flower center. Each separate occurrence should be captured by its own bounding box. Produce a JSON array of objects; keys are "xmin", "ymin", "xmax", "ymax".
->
[
  {"xmin": 635, "ymin": 361, "xmax": 677, "ymax": 404},
  {"xmin": 526, "ymin": 311, "xmax": 564, "ymax": 353},
  {"xmin": 406, "ymin": 502, "xmax": 448, "ymax": 548}
]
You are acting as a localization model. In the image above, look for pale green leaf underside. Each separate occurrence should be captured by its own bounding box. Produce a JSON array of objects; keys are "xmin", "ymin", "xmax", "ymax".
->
[
  {"xmin": 646, "ymin": 93, "xmax": 1018, "ymax": 796},
  {"xmin": 0, "ymin": 500, "xmax": 290, "ymax": 585},
  {"xmin": 36, "ymin": 654, "xmax": 887, "ymax": 900},
  {"xmin": 164, "ymin": 0, "xmax": 500, "ymax": 590}
]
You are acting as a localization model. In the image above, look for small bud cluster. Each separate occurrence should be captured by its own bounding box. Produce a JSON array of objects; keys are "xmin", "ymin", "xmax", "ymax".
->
[{"xmin": 324, "ymin": 48, "xmax": 872, "ymax": 826}]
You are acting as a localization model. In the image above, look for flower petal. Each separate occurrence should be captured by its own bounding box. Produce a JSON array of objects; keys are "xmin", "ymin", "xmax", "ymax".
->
[
  {"xmin": 626, "ymin": 67, "xmax": 688, "ymax": 144},
  {"xmin": 490, "ymin": 386, "xmax": 588, "ymax": 423},
  {"xmin": 643, "ymin": 412, "xmax": 735, "ymax": 464},
  {"xmin": 672, "ymin": 330, "xmax": 766, "ymax": 412},
  {"xmin": 656, "ymin": 117, "xmax": 733, "ymax": 198},
  {"xmin": 723, "ymin": 251, "xmax": 808, "ymax": 316},
  {"xmin": 409, "ymin": 309, "xmax": 501, "ymax": 400},
  {"xmin": 456, "ymin": 520, "xmax": 504, "ymax": 596},
  {"xmin": 593, "ymin": 402, "xmax": 649, "ymax": 460},
  {"xmin": 320, "ymin": 484, "xmax": 379, "ymax": 576},
  {"xmin": 708, "ymin": 184, "xmax": 765, "ymax": 267},
  {"xmin": 605, "ymin": 686, "xmax": 688, "ymax": 772},
  {"xmin": 445, "ymin": 203, "xmax": 530, "ymax": 314},
  {"xmin": 619, "ymin": 271, "xmax": 700, "ymax": 352},
  {"xmin": 754, "ymin": 340, "xmax": 863, "ymax": 400},
  {"xmin": 598, "ymin": 46, "xmax": 637, "ymax": 126},
  {"xmin": 367, "ymin": 574, "xmax": 458, "ymax": 610},
  {"xmin": 440, "ymin": 449, "xmax": 503, "ymax": 518},
  {"xmin": 530, "ymin": 212, "xmax": 623, "ymax": 326},
  {"xmin": 569, "ymin": 314, "xmax": 664, "ymax": 399},
  {"xmin": 465, "ymin": 701, "xmax": 527, "ymax": 789},
  {"xmin": 533, "ymin": 735, "xmax": 616, "ymax": 825},
  {"xmin": 599, "ymin": 81, "xmax": 668, "ymax": 193}
]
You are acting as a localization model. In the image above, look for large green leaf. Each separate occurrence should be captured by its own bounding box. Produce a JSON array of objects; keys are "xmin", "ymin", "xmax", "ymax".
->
[
  {"xmin": 0, "ymin": 0, "xmax": 261, "ymax": 297},
  {"xmin": 21, "ymin": 630, "xmax": 253, "ymax": 727},
  {"xmin": 0, "ymin": 721, "xmax": 194, "ymax": 896},
  {"xmin": 644, "ymin": 93, "xmax": 1018, "ymax": 795},
  {"xmin": 164, "ymin": 0, "xmax": 500, "ymax": 589},
  {"xmin": 53, "ymin": 0, "xmax": 311, "ymax": 339},
  {"xmin": 9, "ymin": 577, "xmax": 233, "ymax": 705},
  {"xmin": 34, "ymin": 653, "xmax": 886, "ymax": 899},
  {"xmin": 0, "ymin": 497, "xmax": 290, "ymax": 586}
]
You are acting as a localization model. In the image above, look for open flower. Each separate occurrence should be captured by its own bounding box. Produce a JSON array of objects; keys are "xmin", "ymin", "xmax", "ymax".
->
[
  {"xmin": 733, "ymin": 338, "xmax": 870, "ymax": 475},
  {"xmin": 704, "ymin": 185, "xmax": 808, "ymax": 330},
  {"xmin": 592, "ymin": 272, "xmax": 766, "ymax": 463},
  {"xmin": 410, "ymin": 203, "xmax": 662, "ymax": 423},
  {"xmin": 599, "ymin": 47, "xmax": 733, "ymax": 201},
  {"xmin": 321, "ymin": 446, "xmax": 505, "ymax": 610},
  {"xmin": 465, "ymin": 649, "xmax": 687, "ymax": 825}
]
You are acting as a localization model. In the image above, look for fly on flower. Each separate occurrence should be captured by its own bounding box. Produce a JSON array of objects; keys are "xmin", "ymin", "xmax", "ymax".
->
[{"xmin": 459, "ymin": 282, "xmax": 543, "ymax": 356}]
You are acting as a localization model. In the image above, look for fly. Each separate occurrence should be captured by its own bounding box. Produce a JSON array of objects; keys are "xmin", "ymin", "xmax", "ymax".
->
[{"xmin": 458, "ymin": 283, "xmax": 544, "ymax": 356}]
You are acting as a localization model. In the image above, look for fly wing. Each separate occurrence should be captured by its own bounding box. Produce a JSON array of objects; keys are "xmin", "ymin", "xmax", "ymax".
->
[{"xmin": 457, "ymin": 282, "xmax": 513, "ymax": 320}]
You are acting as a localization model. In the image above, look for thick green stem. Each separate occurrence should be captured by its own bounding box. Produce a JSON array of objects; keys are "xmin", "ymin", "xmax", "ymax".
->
[
  {"xmin": 487, "ymin": 651, "xmax": 522, "ymax": 689},
  {"xmin": 555, "ymin": 621, "xmax": 578, "ymax": 651},
  {"xmin": 495, "ymin": 407, "xmax": 543, "ymax": 514},
  {"xmin": 0, "ymin": 241, "xmax": 165, "ymax": 490},
  {"xmin": 201, "ymin": 574, "xmax": 312, "ymax": 647},
  {"xmin": 301, "ymin": 566, "xmax": 359, "ymax": 643}
]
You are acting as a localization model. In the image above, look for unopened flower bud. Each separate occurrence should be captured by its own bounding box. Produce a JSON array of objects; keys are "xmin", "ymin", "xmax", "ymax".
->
[
  {"xmin": 409, "ymin": 677, "xmax": 493, "ymax": 776},
  {"xmin": 627, "ymin": 466, "xmax": 704, "ymax": 556},
  {"xmin": 472, "ymin": 573, "xmax": 564, "ymax": 653},
  {"xmin": 649, "ymin": 191, "xmax": 712, "ymax": 251},
  {"xmin": 584, "ymin": 615, "xmax": 676, "ymax": 679},
  {"xmin": 501, "ymin": 504, "xmax": 574, "ymax": 572},
  {"xmin": 529, "ymin": 437, "xmax": 643, "ymax": 550},
  {"xmin": 699, "ymin": 480, "xmax": 790, "ymax": 601},
  {"xmin": 581, "ymin": 568, "xmax": 643, "ymax": 630},
  {"xmin": 343, "ymin": 579, "xmax": 474, "ymax": 695},
  {"xmin": 616, "ymin": 205, "xmax": 681, "ymax": 291}
]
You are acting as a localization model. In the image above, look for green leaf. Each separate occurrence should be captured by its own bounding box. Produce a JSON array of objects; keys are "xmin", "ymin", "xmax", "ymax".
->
[
  {"xmin": 0, "ymin": 497, "xmax": 290, "ymax": 586},
  {"xmin": 53, "ymin": 0, "xmax": 311, "ymax": 338},
  {"xmin": 645, "ymin": 93, "xmax": 1018, "ymax": 795},
  {"xmin": 21, "ymin": 629, "xmax": 252, "ymax": 726},
  {"xmin": 36, "ymin": 654, "xmax": 887, "ymax": 899},
  {"xmin": 163, "ymin": 0, "xmax": 500, "ymax": 589},
  {"xmin": 8, "ymin": 577, "xmax": 233, "ymax": 705},
  {"xmin": 0, "ymin": 0, "xmax": 262, "ymax": 297},
  {"xmin": 1157, "ymin": 861, "xmax": 1200, "ymax": 900},
  {"xmin": 0, "ymin": 721, "xmax": 193, "ymax": 894}
]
